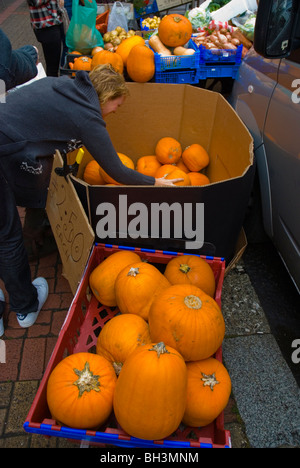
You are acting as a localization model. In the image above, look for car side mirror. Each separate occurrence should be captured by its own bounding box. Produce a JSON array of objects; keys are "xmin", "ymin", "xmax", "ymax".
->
[{"xmin": 254, "ymin": 0, "xmax": 300, "ymax": 58}]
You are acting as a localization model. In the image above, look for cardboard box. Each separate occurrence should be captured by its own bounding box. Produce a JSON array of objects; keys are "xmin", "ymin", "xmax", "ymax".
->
[{"xmin": 47, "ymin": 83, "xmax": 253, "ymax": 293}]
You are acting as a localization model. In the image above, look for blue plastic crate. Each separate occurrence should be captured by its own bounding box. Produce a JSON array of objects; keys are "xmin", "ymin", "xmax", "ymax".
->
[
  {"xmin": 197, "ymin": 63, "xmax": 241, "ymax": 80},
  {"xmin": 154, "ymin": 68, "xmax": 199, "ymax": 84},
  {"xmin": 134, "ymin": 0, "xmax": 158, "ymax": 18},
  {"xmin": 154, "ymin": 39, "xmax": 200, "ymax": 72},
  {"xmin": 198, "ymin": 44, "xmax": 243, "ymax": 65}
]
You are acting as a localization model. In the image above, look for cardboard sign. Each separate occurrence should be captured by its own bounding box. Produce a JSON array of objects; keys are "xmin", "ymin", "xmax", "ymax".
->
[{"xmin": 46, "ymin": 151, "xmax": 94, "ymax": 295}]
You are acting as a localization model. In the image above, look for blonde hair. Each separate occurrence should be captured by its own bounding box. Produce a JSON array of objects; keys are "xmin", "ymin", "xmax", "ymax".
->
[{"xmin": 89, "ymin": 64, "xmax": 129, "ymax": 105}]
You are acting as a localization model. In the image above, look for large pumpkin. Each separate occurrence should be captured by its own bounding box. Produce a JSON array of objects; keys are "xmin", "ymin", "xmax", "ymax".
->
[
  {"xmin": 91, "ymin": 50, "xmax": 124, "ymax": 74},
  {"xmin": 148, "ymin": 284, "xmax": 225, "ymax": 361},
  {"xmin": 163, "ymin": 254, "xmax": 216, "ymax": 297},
  {"xmin": 46, "ymin": 352, "xmax": 116, "ymax": 429},
  {"xmin": 83, "ymin": 160, "xmax": 106, "ymax": 185},
  {"xmin": 96, "ymin": 314, "xmax": 151, "ymax": 375},
  {"xmin": 182, "ymin": 144, "xmax": 210, "ymax": 171},
  {"xmin": 182, "ymin": 357, "xmax": 232, "ymax": 427},
  {"xmin": 99, "ymin": 152, "xmax": 134, "ymax": 185},
  {"xmin": 115, "ymin": 262, "xmax": 171, "ymax": 320},
  {"xmin": 89, "ymin": 250, "xmax": 141, "ymax": 306},
  {"xmin": 155, "ymin": 164, "xmax": 191, "ymax": 186},
  {"xmin": 155, "ymin": 136, "xmax": 182, "ymax": 164},
  {"xmin": 116, "ymin": 35, "xmax": 145, "ymax": 65},
  {"xmin": 126, "ymin": 44, "xmax": 155, "ymax": 83},
  {"xmin": 158, "ymin": 14, "xmax": 192, "ymax": 48},
  {"xmin": 136, "ymin": 155, "xmax": 162, "ymax": 177},
  {"xmin": 113, "ymin": 342, "xmax": 187, "ymax": 440}
]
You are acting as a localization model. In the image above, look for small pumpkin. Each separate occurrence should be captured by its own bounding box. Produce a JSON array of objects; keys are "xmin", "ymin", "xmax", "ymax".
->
[
  {"xmin": 126, "ymin": 44, "xmax": 155, "ymax": 83},
  {"xmin": 175, "ymin": 158, "xmax": 189, "ymax": 173},
  {"xmin": 155, "ymin": 164, "xmax": 191, "ymax": 186},
  {"xmin": 158, "ymin": 14, "xmax": 192, "ymax": 48},
  {"xmin": 148, "ymin": 284, "xmax": 225, "ymax": 361},
  {"xmin": 91, "ymin": 50, "xmax": 124, "ymax": 74},
  {"xmin": 155, "ymin": 136, "xmax": 182, "ymax": 164},
  {"xmin": 99, "ymin": 153, "xmax": 135, "ymax": 185},
  {"xmin": 69, "ymin": 56, "xmax": 92, "ymax": 71},
  {"xmin": 46, "ymin": 352, "xmax": 117, "ymax": 429},
  {"xmin": 89, "ymin": 250, "xmax": 141, "ymax": 306},
  {"xmin": 113, "ymin": 342, "xmax": 187, "ymax": 440},
  {"xmin": 115, "ymin": 262, "xmax": 171, "ymax": 320},
  {"xmin": 115, "ymin": 35, "xmax": 145, "ymax": 66},
  {"xmin": 188, "ymin": 172, "xmax": 210, "ymax": 186},
  {"xmin": 136, "ymin": 155, "xmax": 162, "ymax": 177},
  {"xmin": 163, "ymin": 254, "xmax": 216, "ymax": 297},
  {"xmin": 182, "ymin": 357, "xmax": 232, "ymax": 427},
  {"xmin": 96, "ymin": 314, "xmax": 151, "ymax": 375},
  {"xmin": 182, "ymin": 144, "xmax": 210, "ymax": 172},
  {"xmin": 83, "ymin": 160, "xmax": 106, "ymax": 185}
]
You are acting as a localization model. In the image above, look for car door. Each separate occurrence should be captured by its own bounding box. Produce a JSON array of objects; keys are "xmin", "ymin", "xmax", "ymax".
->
[{"xmin": 262, "ymin": 48, "xmax": 300, "ymax": 291}]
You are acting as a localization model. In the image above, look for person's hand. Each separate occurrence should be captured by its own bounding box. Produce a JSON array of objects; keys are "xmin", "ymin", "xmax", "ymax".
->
[{"xmin": 154, "ymin": 177, "xmax": 184, "ymax": 187}]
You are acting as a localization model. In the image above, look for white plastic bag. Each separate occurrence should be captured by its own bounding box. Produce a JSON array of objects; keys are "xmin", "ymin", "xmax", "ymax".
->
[{"xmin": 107, "ymin": 2, "xmax": 128, "ymax": 32}]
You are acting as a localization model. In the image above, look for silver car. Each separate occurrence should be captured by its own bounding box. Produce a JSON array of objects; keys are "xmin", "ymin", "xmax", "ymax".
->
[{"xmin": 230, "ymin": 0, "xmax": 300, "ymax": 293}]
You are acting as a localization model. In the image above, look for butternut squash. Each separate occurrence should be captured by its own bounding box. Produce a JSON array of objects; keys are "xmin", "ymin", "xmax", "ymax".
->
[
  {"xmin": 173, "ymin": 46, "xmax": 195, "ymax": 56},
  {"xmin": 149, "ymin": 34, "xmax": 172, "ymax": 56}
]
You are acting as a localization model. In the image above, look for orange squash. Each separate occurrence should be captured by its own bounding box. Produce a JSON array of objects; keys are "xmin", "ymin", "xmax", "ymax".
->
[
  {"xmin": 126, "ymin": 44, "xmax": 155, "ymax": 83},
  {"xmin": 113, "ymin": 342, "xmax": 187, "ymax": 440},
  {"xmin": 115, "ymin": 35, "xmax": 145, "ymax": 66},
  {"xmin": 155, "ymin": 136, "xmax": 182, "ymax": 164},
  {"xmin": 91, "ymin": 50, "xmax": 124, "ymax": 74},
  {"xmin": 183, "ymin": 357, "xmax": 232, "ymax": 427},
  {"xmin": 163, "ymin": 254, "xmax": 216, "ymax": 297},
  {"xmin": 175, "ymin": 158, "xmax": 189, "ymax": 173},
  {"xmin": 155, "ymin": 164, "xmax": 191, "ymax": 186},
  {"xmin": 99, "ymin": 153, "xmax": 134, "ymax": 185},
  {"xmin": 69, "ymin": 56, "xmax": 92, "ymax": 71},
  {"xmin": 115, "ymin": 262, "xmax": 171, "ymax": 320},
  {"xmin": 96, "ymin": 314, "xmax": 151, "ymax": 375},
  {"xmin": 89, "ymin": 250, "xmax": 141, "ymax": 306},
  {"xmin": 83, "ymin": 160, "xmax": 106, "ymax": 185},
  {"xmin": 188, "ymin": 172, "xmax": 210, "ymax": 186},
  {"xmin": 148, "ymin": 284, "xmax": 225, "ymax": 361},
  {"xmin": 182, "ymin": 144, "xmax": 210, "ymax": 171},
  {"xmin": 46, "ymin": 352, "xmax": 116, "ymax": 429},
  {"xmin": 158, "ymin": 14, "xmax": 192, "ymax": 48},
  {"xmin": 136, "ymin": 155, "xmax": 161, "ymax": 177}
]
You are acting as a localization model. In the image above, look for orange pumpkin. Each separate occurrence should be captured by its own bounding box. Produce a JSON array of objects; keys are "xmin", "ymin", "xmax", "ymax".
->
[
  {"xmin": 91, "ymin": 50, "xmax": 124, "ymax": 74},
  {"xmin": 175, "ymin": 158, "xmax": 189, "ymax": 173},
  {"xmin": 46, "ymin": 352, "xmax": 116, "ymax": 429},
  {"xmin": 69, "ymin": 56, "xmax": 92, "ymax": 71},
  {"xmin": 182, "ymin": 144, "xmax": 210, "ymax": 171},
  {"xmin": 155, "ymin": 137, "xmax": 182, "ymax": 164},
  {"xmin": 155, "ymin": 164, "xmax": 191, "ymax": 186},
  {"xmin": 83, "ymin": 160, "xmax": 106, "ymax": 185},
  {"xmin": 115, "ymin": 262, "xmax": 171, "ymax": 320},
  {"xmin": 113, "ymin": 342, "xmax": 187, "ymax": 440},
  {"xmin": 89, "ymin": 250, "xmax": 141, "ymax": 306},
  {"xmin": 188, "ymin": 172, "xmax": 210, "ymax": 186},
  {"xmin": 182, "ymin": 357, "xmax": 232, "ymax": 427},
  {"xmin": 115, "ymin": 35, "xmax": 145, "ymax": 66},
  {"xmin": 148, "ymin": 284, "xmax": 225, "ymax": 361},
  {"xmin": 96, "ymin": 314, "xmax": 151, "ymax": 375},
  {"xmin": 163, "ymin": 254, "xmax": 216, "ymax": 297},
  {"xmin": 126, "ymin": 44, "xmax": 155, "ymax": 83},
  {"xmin": 99, "ymin": 153, "xmax": 135, "ymax": 185},
  {"xmin": 158, "ymin": 14, "xmax": 192, "ymax": 48},
  {"xmin": 136, "ymin": 155, "xmax": 161, "ymax": 177}
]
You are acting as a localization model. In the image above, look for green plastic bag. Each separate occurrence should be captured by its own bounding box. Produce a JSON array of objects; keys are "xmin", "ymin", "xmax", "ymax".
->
[{"xmin": 66, "ymin": 0, "xmax": 104, "ymax": 54}]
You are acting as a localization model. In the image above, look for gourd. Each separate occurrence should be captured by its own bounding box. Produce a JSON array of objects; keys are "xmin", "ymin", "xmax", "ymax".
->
[
  {"xmin": 46, "ymin": 352, "xmax": 116, "ymax": 429},
  {"xmin": 89, "ymin": 250, "xmax": 141, "ymax": 306},
  {"xmin": 183, "ymin": 357, "xmax": 232, "ymax": 427},
  {"xmin": 91, "ymin": 50, "xmax": 124, "ymax": 74},
  {"xmin": 148, "ymin": 34, "xmax": 172, "ymax": 56},
  {"xmin": 126, "ymin": 45, "xmax": 155, "ymax": 83},
  {"xmin": 155, "ymin": 136, "xmax": 182, "ymax": 164},
  {"xmin": 136, "ymin": 155, "xmax": 161, "ymax": 177},
  {"xmin": 148, "ymin": 284, "xmax": 225, "ymax": 361},
  {"xmin": 173, "ymin": 46, "xmax": 195, "ymax": 56},
  {"xmin": 99, "ymin": 153, "xmax": 135, "ymax": 185},
  {"xmin": 96, "ymin": 314, "xmax": 151, "ymax": 375},
  {"xmin": 115, "ymin": 262, "xmax": 171, "ymax": 320},
  {"xmin": 83, "ymin": 160, "xmax": 105, "ymax": 185},
  {"xmin": 158, "ymin": 14, "xmax": 192, "ymax": 48},
  {"xmin": 163, "ymin": 254, "xmax": 216, "ymax": 297},
  {"xmin": 113, "ymin": 342, "xmax": 187, "ymax": 440},
  {"xmin": 155, "ymin": 164, "xmax": 191, "ymax": 186},
  {"xmin": 69, "ymin": 56, "xmax": 92, "ymax": 71},
  {"xmin": 182, "ymin": 144, "xmax": 210, "ymax": 171},
  {"xmin": 188, "ymin": 172, "xmax": 210, "ymax": 186},
  {"xmin": 116, "ymin": 35, "xmax": 145, "ymax": 65}
]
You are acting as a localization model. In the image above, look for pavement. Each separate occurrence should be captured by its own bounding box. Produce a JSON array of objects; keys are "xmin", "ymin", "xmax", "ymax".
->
[{"xmin": 0, "ymin": 0, "xmax": 300, "ymax": 450}]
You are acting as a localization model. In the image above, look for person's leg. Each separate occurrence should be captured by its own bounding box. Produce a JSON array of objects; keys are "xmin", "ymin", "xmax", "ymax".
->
[{"xmin": 34, "ymin": 25, "xmax": 63, "ymax": 77}]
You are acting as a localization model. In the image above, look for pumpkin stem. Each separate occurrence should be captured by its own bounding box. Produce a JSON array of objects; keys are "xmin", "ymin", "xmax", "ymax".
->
[
  {"xmin": 149, "ymin": 342, "xmax": 170, "ymax": 358},
  {"xmin": 73, "ymin": 361, "xmax": 101, "ymax": 397},
  {"xmin": 173, "ymin": 16, "xmax": 183, "ymax": 23},
  {"xmin": 184, "ymin": 294, "xmax": 202, "ymax": 309},
  {"xmin": 179, "ymin": 263, "xmax": 191, "ymax": 274},
  {"xmin": 127, "ymin": 267, "xmax": 140, "ymax": 277},
  {"xmin": 201, "ymin": 372, "xmax": 220, "ymax": 391},
  {"xmin": 113, "ymin": 361, "xmax": 123, "ymax": 376}
]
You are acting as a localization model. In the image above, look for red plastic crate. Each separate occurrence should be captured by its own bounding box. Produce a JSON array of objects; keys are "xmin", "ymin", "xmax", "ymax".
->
[{"xmin": 24, "ymin": 243, "xmax": 230, "ymax": 448}]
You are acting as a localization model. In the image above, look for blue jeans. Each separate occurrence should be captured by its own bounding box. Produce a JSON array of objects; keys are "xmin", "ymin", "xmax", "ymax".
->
[{"xmin": 0, "ymin": 173, "xmax": 38, "ymax": 316}]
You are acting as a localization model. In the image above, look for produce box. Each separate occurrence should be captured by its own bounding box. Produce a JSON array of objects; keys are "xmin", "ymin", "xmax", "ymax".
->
[{"xmin": 24, "ymin": 243, "xmax": 231, "ymax": 448}]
